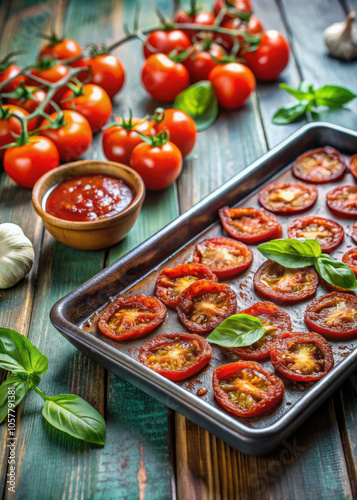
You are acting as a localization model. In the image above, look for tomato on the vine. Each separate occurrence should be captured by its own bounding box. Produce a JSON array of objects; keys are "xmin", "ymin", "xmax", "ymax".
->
[
  {"xmin": 0, "ymin": 55, "xmax": 25, "ymax": 93},
  {"xmin": 219, "ymin": 16, "xmax": 264, "ymax": 52},
  {"xmin": 0, "ymin": 104, "xmax": 37, "ymax": 159},
  {"xmin": 173, "ymin": 10, "xmax": 215, "ymax": 39},
  {"xmin": 208, "ymin": 62, "xmax": 255, "ymax": 109},
  {"xmin": 38, "ymin": 37, "xmax": 82, "ymax": 63},
  {"xmin": 184, "ymin": 40, "xmax": 225, "ymax": 83},
  {"xmin": 5, "ymin": 84, "xmax": 50, "ymax": 127},
  {"xmin": 141, "ymin": 53, "xmax": 189, "ymax": 102},
  {"xmin": 87, "ymin": 53, "xmax": 125, "ymax": 98},
  {"xmin": 130, "ymin": 131, "xmax": 182, "ymax": 190},
  {"xmin": 155, "ymin": 108, "xmax": 197, "ymax": 158},
  {"xmin": 102, "ymin": 115, "xmax": 155, "ymax": 166},
  {"xmin": 244, "ymin": 30, "xmax": 290, "ymax": 81},
  {"xmin": 4, "ymin": 136, "xmax": 59, "ymax": 189},
  {"xmin": 26, "ymin": 59, "xmax": 70, "ymax": 102},
  {"xmin": 213, "ymin": 0, "xmax": 253, "ymax": 23},
  {"xmin": 61, "ymin": 83, "xmax": 112, "ymax": 132},
  {"xmin": 143, "ymin": 30, "xmax": 191, "ymax": 59}
]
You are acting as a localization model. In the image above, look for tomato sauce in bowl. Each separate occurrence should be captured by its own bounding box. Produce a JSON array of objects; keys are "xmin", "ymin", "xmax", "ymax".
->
[{"xmin": 45, "ymin": 174, "xmax": 133, "ymax": 222}]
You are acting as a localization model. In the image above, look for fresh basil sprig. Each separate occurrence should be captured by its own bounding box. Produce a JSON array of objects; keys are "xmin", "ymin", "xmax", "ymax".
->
[
  {"xmin": 272, "ymin": 81, "xmax": 356, "ymax": 125},
  {"xmin": 174, "ymin": 80, "xmax": 218, "ymax": 132},
  {"xmin": 207, "ymin": 314, "xmax": 266, "ymax": 348},
  {"xmin": 0, "ymin": 328, "xmax": 106, "ymax": 445},
  {"xmin": 258, "ymin": 238, "xmax": 357, "ymax": 290}
]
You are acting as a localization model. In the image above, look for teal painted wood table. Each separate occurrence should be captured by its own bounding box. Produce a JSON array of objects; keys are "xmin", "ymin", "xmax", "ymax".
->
[{"xmin": 0, "ymin": 0, "xmax": 357, "ymax": 498}]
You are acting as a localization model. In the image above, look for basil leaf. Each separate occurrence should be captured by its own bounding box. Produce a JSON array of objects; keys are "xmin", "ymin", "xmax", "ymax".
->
[
  {"xmin": 207, "ymin": 314, "xmax": 266, "ymax": 348},
  {"xmin": 0, "ymin": 328, "xmax": 48, "ymax": 376},
  {"xmin": 272, "ymin": 101, "xmax": 309, "ymax": 125},
  {"xmin": 279, "ymin": 83, "xmax": 314, "ymax": 101},
  {"xmin": 315, "ymin": 255, "xmax": 357, "ymax": 290},
  {"xmin": 0, "ymin": 375, "xmax": 31, "ymax": 424},
  {"xmin": 314, "ymin": 85, "xmax": 356, "ymax": 109},
  {"xmin": 298, "ymin": 81, "xmax": 315, "ymax": 94},
  {"xmin": 174, "ymin": 81, "xmax": 218, "ymax": 132},
  {"xmin": 42, "ymin": 394, "xmax": 106, "ymax": 445},
  {"xmin": 258, "ymin": 238, "xmax": 321, "ymax": 268}
]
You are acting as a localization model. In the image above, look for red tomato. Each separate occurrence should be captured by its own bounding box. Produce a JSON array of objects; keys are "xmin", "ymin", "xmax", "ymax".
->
[
  {"xmin": 6, "ymin": 85, "xmax": 50, "ymax": 127},
  {"xmin": 0, "ymin": 63, "xmax": 25, "ymax": 93},
  {"xmin": 288, "ymin": 216, "xmax": 344, "ymax": 253},
  {"xmin": 87, "ymin": 54, "xmax": 125, "ymax": 98},
  {"xmin": 231, "ymin": 302, "xmax": 292, "ymax": 360},
  {"xmin": 102, "ymin": 117, "xmax": 154, "ymax": 166},
  {"xmin": 39, "ymin": 110, "xmax": 92, "ymax": 162},
  {"xmin": 350, "ymin": 154, "xmax": 357, "ymax": 181},
  {"xmin": 219, "ymin": 206, "xmax": 282, "ymax": 244},
  {"xmin": 130, "ymin": 139, "xmax": 182, "ymax": 190},
  {"xmin": 173, "ymin": 11, "xmax": 215, "ymax": 39},
  {"xmin": 244, "ymin": 30, "xmax": 290, "ymax": 81},
  {"xmin": 141, "ymin": 53, "xmax": 189, "ymax": 102},
  {"xmin": 305, "ymin": 292, "xmax": 357, "ymax": 339},
  {"xmin": 212, "ymin": 361, "xmax": 284, "ymax": 418},
  {"xmin": 0, "ymin": 104, "xmax": 36, "ymax": 159},
  {"xmin": 193, "ymin": 237, "xmax": 253, "ymax": 279},
  {"xmin": 98, "ymin": 294, "xmax": 167, "ymax": 341},
  {"xmin": 254, "ymin": 261, "xmax": 319, "ymax": 303},
  {"xmin": 184, "ymin": 42, "xmax": 225, "ymax": 83},
  {"xmin": 293, "ymin": 147, "xmax": 347, "ymax": 184},
  {"xmin": 176, "ymin": 280, "xmax": 237, "ymax": 334},
  {"xmin": 155, "ymin": 109, "xmax": 197, "ymax": 158},
  {"xmin": 219, "ymin": 16, "xmax": 264, "ymax": 51},
  {"xmin": 213, "ymin": 0, "xmax": 253, "ymax": 19},
  {"xmin": 4, "ymin": 136, "xmax": 59, "ymax": 188},
  {"xmin": 27, "ymin": 62, "xmax": 70, "ymax": 102},
  {"xmin": 155, "ymin": 263, "xmax": 218, "ymax": 307},
  {"xmin": 258, "ymin": 182, "xmax": 318, "ymax": 215},
  {"xmin": 352, "ymin": 223, "xmax": 357, "ymax": 244},
  {"xmin": 61, "ymin": 83, "xmax": 112, "ymax": 132},
  {"xmin": 38, "ymin": 38, "xmax": 82, "ymax": 62},
  {"xmin": 143, "ymin": 30, "xmax": 191, "ymax": 59},
  {"xmin": 208, "ymin": 62, "xmax": 255, "ymax": 109},
  {"xmin": 326, "ymin": 185, "xmax": 357, "ymax": 219},
  {"xmin": 270, "ymin": 332, "xmax": 334, "ymax": 381},
  {"xmin": 139, "ymin": 332, "xmax": 212, "ymax": 381}
]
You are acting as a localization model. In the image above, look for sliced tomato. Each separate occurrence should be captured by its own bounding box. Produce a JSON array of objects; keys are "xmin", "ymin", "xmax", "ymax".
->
[
  {"xmin": 342, "ymin": 248, "xmax": 357, "ymax": 278},
  {"xmin": 349, "ymin": 154, "xmax": 357, "ymax": 182},
  {"xmin": 155, "ymin": 263, "xmax": 218, "ymax": 308},
  {"xmin": 138, "ymin": 332, "xmax": 212, "ymax": 381},
  {"xmin": 326, "ymin": 185, "xmax": 357, "ymax": 219},
  {"xmin": 98, "ymin": 294, "xmax": 166, "ymax": 341},
  {"xmin": 305, "ymin": 292, "xmax": 357, "ymax": 339},
  {"xmin": 287, "ymin": 216, "xmax": 344, "ymax": 253},
  {"xmin": 176, "ymin": 280, "xmax": 237, "ymax": 334},
  {"xmin": 270, "ymin": 331, "xmax": 334, "ymax": 381},
  {"xmin": 258, "ymin": 182, "xmax": 318, "ymax": 215},
  {"xmin": 212, "ymin": 361, "xmax": 284, "ymax": 418},
  {"xmin": 231, "ymin": 302, "xmax": 292, "ymax": 360},
  {"xmin": 292, "ymin": 147, "xmax": 347, "ymax": 184},
  {"xmin": 352, "ymin": 222, "xmax": 357, "ymax": 244},
  {"xmin": 192, "ymin": 237, "xmax": 253, "ymax": 279},
  {"xmin": 254, "ymin": 261, "xmax": 318, "ymax": 303},
  {"xmin": 219, "ymin": 207, "xmax": 282, "ymax": 244}
]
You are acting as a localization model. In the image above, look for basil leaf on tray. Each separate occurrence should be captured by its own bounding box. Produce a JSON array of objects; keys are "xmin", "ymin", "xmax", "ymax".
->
[
  {"xmin": 174, "ymin": 81, "xmax": 218, "ymax": 132},
  {"xmin": 207, "ymin": 314, "xmax": 266, "ymax": 348},
  {"xmin": 257, "ymin": 238, "xmax": 321, "ymax": 268},
  {"xmin": 315, "ymin": 254, "xmax": 357, "ymax": 290}
]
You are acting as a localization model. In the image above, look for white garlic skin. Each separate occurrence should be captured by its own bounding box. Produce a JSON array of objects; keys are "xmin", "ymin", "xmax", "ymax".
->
[
  {"xmin": 324, "ymin": 12, "xmax": 357, "ymax": 61},
  {"xmin": 0, "ymin": 223, "xmax": 35, "ymax": 289}
]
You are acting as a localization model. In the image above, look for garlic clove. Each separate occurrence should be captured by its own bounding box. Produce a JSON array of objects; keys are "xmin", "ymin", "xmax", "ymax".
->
[{"xmin": 324, "ymin": 12, "xmax": 357, "ymax": 61}]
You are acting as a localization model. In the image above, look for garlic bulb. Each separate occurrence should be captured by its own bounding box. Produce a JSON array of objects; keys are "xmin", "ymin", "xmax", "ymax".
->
[
  {"xmin": 0, "ymin": 223, "xmax": 35, "ymax": 289},
  {"xmin": 324, "ymin": 12, "xmax": 357, "ymax": 61}
]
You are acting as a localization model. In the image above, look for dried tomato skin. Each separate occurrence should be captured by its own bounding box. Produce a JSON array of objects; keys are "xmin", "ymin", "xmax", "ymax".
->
[
  {"xmin": 192, "ymin": 237, "xmax": 253, "ymax": 280},
  {"xmin": 292, "ymin": 147, "xmax": 347, "ymax": 184},
  {"xmin": 253, "ymin": 261, "xmax": 319, "ymax": 303},
  {"xmin": 343, "ymin": 248, "xmax": 357, "ymax": 278},
  {"xmin": 218, "ymin": 206, "xmax": 282, "ymax": 244},
  {"xmin": 231, "ymin": 302, "xmax": 292, "ymax": 360},
  {"xmin": 270, "ymin": 331, "xmax": 334, "ymax": 381},
  {"xmin": 349, "ymin": 154, "xmax": 357, "ymax": 182},
  {"xmin": 287, "ymin": 216, "xmax": 344, "ymax": 253},
  {"xmin": 155, "ymin": 263, "xmax": 218, "ymax": 308},
  {"xmin": 138, "ymin": 332, "xmax": 212, "ymax": 381},
  {"xmin": 258, "ymin": 182, "xmax": 318, "ymax": 215},
  {"xmin": 98, "ymin": 294, "xmax": 166, "ymax": 341},
  {"xmin": 212, "ymin": 361, "xmax": 285, "ymax": 418},
  {"xmin": 176, "ymin": 280, "xmax": 237, "ymax": 334},
  {"xmin": 326, "ymin": 185, "xmax": 357, "ymax": 220},
  {"xmin": 305, "ymin": 292, "xmax": 357, "ymax": 339},
  {"xmin": 352, "ymin": 223, "xmax": 357, "ymax": 244}
]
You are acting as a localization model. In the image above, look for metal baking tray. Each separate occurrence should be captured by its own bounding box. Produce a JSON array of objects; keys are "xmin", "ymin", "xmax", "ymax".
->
[{"xmin": 51, "ymin": 122, "xmax": 357, "ymax": 455}]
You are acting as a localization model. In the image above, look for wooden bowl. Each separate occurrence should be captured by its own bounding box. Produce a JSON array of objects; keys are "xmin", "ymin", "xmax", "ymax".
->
[{"xmin": 32, "ymin": 160, "xmax": 145, "ymax": 250}]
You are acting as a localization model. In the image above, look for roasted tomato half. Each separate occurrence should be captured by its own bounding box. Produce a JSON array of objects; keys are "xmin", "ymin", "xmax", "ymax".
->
[
  {"xmin": 218, "ymin": 207, "xmax": 282, "ymax": 244},
  {"xmin": 192, "ymin": 237, "xmax": 253, "ymax": 279},
  {"xmin": 231, "ymin": 302, "xmax": 292, "ymax": 360},
  {"xmin": 254, "ymin": 261, "xmax": 318, "ymax": 303},
  {"xmin": 138, "ymin": 332, "xmax": 212, "ymax": 381},
  {"xmin": 342, "ymin": 248, "xmax": 357, "ymax": 278},
  {"xmin": 287, "ymin": 216, "xmax": 344, "ymax": 253},
  {"xmin": 326, "ymin": 185, "xmax": 357, "ymax": 219},
  {"xmin": 176, "ymin": 280, "xmax": 237, "ymax": 334},
  {"xmin": 258, "ymin": 182, "xmax": 318, "ymax": 215},
  {"xmin": 305, "ymin": 292, "xmax": 357, "ymax": 339},
  {"xmin": 270, "ymin": 331, "xmax": 334, "ymax": 381},
  {"xmin": 98, "ymin": 294, "xmax": 166, "ymax": 341},
  {"xmin": 155, "ymin": 263, "xmax": 218, "ymax": 308},
  {"xmin": 212, "ymin": 361, "xmax": 284, "ymax": 418},
  {"xmin": 352, "ymin": 223, "xmax": 357, "ymax": 244},
  {"xmin": 349, "ymin": 154, "xmax": 357, "ymax": 182},
  {"xmin": 292, "ymin": 147, "xmax": 347, "ymax": 184}
]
